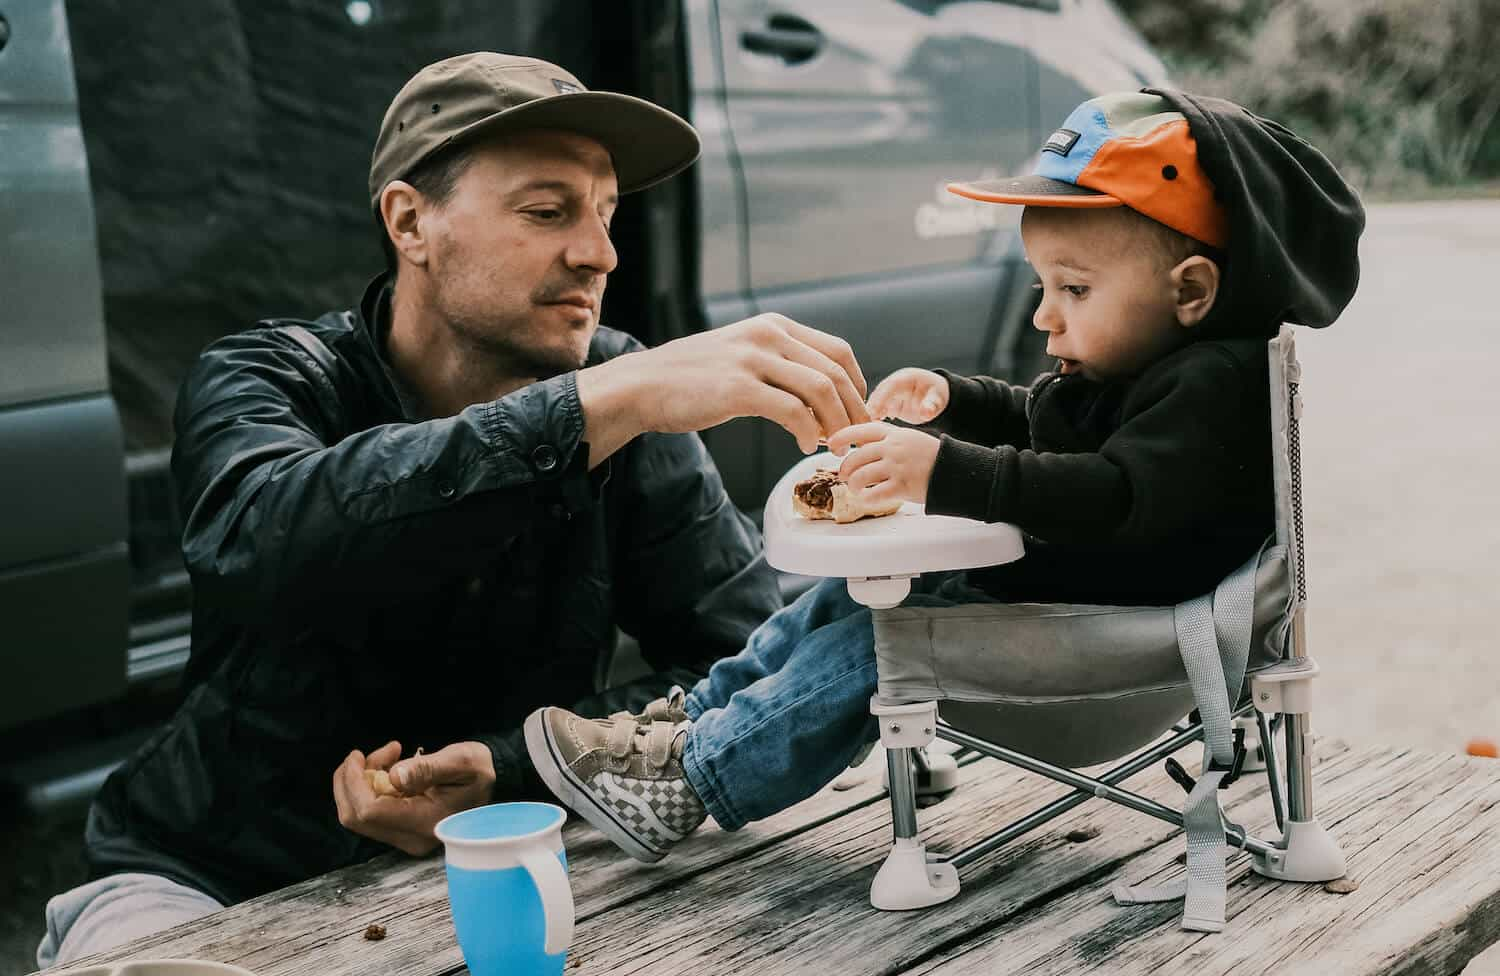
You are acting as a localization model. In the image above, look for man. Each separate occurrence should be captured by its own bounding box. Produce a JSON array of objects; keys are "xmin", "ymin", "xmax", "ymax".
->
[{"xmin": 39, "ymin": 52, "xmax": 870, "ymax": 969}]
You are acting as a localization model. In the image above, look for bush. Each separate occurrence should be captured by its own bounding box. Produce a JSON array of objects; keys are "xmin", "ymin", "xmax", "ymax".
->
[{"xmin": 1114, "ymin": 0, "xmax": 1500, "ymax": 195}]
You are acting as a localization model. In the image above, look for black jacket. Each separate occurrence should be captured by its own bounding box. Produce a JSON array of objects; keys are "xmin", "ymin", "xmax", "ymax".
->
[
  {"xmin": 85, "ymin": 278, "xmax": 782, "ymax": 904},
  {"xmin": 924, "ymin": 89, "xmax": 1365, "ymax": 606}
]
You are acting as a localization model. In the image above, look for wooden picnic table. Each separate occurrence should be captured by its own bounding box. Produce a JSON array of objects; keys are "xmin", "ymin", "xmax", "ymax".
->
[{"xmin": 54, "ymin": 740, "xmax": 1500, "ymax": 976}]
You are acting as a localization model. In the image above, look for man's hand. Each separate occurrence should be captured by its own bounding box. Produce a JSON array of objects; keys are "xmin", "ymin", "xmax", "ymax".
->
[
  {"xmin": 576, "ymin": 313, "xmax": 871, "ymax": 466},
  {"xmin": 866, "ymin": 367, "xmax": 949, "ymax": 424},
  {"xmin": 332, "ymin": 740, "xmax": 495, "ymax": 856},
  {"xmin": 828, "ymin": 422, "xmax": 942, "ymax": 507}
]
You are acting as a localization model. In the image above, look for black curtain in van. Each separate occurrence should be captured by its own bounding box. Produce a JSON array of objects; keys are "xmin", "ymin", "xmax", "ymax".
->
[{"xmin": 66, "ymin": 0, "xmax": 601, "ymax": 451}]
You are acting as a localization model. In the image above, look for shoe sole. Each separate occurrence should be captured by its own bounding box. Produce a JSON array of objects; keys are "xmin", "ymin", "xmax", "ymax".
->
[{"xmin": 523, "ymin": 710, "xmax": 667, "ymax": 864}]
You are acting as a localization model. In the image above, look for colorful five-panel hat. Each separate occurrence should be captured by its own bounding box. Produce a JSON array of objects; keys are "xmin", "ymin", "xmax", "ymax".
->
[{"xmin": 947, "ymin": 91, "xmax": 1229, "ymax": 249}]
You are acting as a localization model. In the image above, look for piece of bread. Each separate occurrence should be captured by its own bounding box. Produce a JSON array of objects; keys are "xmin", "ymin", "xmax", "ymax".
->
[{"xmin": 792, "ymin": 469, "xmax": 900, "ymax": 523}]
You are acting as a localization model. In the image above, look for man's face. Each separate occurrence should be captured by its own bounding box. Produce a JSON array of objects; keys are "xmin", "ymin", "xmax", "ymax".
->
[
  {"xmin": 1021, "ymin": 206, "xmax": 1185, "ymax": 382},
  {"xmin": 421, "ymin": 129, "xmax": 619, "ymax": 378}
]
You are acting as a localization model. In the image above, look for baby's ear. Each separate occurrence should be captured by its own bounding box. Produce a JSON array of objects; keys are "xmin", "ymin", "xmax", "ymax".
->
[{"xmin": 1172, "ymin": 255, "xmax": 1221, "ymax": 328}]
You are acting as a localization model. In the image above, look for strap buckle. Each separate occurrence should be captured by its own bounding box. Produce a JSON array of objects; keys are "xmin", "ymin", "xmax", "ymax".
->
[
  {"xmin": 1205, "ymin": 726, "xmax": 1247, "ymax": 789},
  {"xmin": 1165, "ymin": 727, "xmax": 1247, "ymax": 794}
]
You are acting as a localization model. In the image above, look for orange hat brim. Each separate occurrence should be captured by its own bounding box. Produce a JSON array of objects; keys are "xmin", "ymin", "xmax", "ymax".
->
[{"xmin": 947, "ymin": 175, "xmax": 1126, "ymax": 209}]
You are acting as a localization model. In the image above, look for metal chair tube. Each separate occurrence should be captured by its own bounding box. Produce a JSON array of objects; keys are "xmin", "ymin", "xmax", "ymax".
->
[{"xmin": 886, "ymin": 747, "xmax": 920, "ymax": 840}]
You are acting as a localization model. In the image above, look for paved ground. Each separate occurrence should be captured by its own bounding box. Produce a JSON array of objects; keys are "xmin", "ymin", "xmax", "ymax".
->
[
  {"xmin": 1295, "ymin": 200, "xmax": 1500, "ymax": 758},
  {"xmin": 3, "ymin": 199, "xmax": 1497, "ymax": 975}
]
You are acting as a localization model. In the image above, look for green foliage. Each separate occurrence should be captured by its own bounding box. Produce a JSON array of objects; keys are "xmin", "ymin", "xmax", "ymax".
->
[{"xmin": 1114, "ymin": 0, "xmax": 1500, "ymax": 194}]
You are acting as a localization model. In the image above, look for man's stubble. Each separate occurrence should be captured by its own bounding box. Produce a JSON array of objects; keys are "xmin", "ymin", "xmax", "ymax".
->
[{"xmin": 436, "ymin": 266, "xmax": 603, "ymax": 382}]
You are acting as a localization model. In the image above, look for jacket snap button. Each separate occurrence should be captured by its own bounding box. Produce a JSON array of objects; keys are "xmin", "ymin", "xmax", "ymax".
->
[
  {"xmin": 532, "ymin": 445, "xmax": 559, "ymax": 472},
  {"xmin": 437, "ymin": 481, "xmax": 456, "ymax": 499}
]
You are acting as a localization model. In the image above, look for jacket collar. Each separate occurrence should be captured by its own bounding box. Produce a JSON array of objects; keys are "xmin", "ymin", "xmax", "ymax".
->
[{"xmin": 355, "ymin": 273, "xmax": 426, "ymax": 423}]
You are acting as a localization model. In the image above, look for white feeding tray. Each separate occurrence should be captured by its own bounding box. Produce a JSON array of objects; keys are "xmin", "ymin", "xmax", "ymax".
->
[{"xmin": 763, "ymin": 452, "xmax": 1024, "ymax": 608}]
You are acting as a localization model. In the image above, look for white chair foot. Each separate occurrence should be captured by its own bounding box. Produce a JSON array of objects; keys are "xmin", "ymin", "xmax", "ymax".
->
[
  {"xmin": 1251, "ymin": 818, "xmax": 1346, "ymax": 882},
  {"xmin": 870, "ymin": 838, "xmax": 960, "ymax": 910}
]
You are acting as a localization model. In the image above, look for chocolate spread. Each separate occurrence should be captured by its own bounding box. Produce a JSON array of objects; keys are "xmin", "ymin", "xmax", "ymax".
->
[{"xmin": 794, "ymin": 469, "xmax": 838, "ymax": 512}]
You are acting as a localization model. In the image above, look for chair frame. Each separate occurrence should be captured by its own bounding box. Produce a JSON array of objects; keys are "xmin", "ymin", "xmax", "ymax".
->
[{"xmin": 868, "ymin": 328, "xmax": 1345, "ymax": 911}]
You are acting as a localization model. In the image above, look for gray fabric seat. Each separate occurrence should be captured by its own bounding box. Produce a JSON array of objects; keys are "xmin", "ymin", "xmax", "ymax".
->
[{"xmin": 872, "ymin": 542, "xmax": 1289, "ymax": 767}]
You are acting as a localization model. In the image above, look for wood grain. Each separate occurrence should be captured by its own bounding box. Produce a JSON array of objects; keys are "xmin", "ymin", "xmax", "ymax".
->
[{"xmin": 50, "ymin": 742, "xmax": 1500, "ymax": 976}]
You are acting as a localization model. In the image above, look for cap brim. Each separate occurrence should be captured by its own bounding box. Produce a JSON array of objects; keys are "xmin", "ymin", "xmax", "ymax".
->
[
  {"xmin": 947, "ymin": 175, "xmax": 1124, "ymax": 208},
  {"xmin": 443, "ymin": 91, "xmax": 700, "ymax": 195}
]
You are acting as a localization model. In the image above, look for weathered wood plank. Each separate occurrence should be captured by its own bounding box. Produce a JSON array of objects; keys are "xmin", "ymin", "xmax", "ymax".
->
[
  {"xmin": 67, "ymin": 739, "xmax": 1489, "ymax": 976},
  {"xmin": 565, "ymin": 741, "xmax": 1319, "ymax": 976},
  {"xmin": 903, "ymin": 748, "xmax": 1500, "ymax": 976},
  {"xmin": 54, "ymin": 750, "xmax": 980, "ymax": 976}
]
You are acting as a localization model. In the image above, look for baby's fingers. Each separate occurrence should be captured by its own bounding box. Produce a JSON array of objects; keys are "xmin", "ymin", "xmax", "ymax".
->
[
  {"xmin": 865, "ymin": 381, "xmax": 904, "ymax": 420},
  {"xmin": 911, "ymin": 390, "xmax": 946, "ymax": 423},
  {"xmin": 828, "ymin": 422, "xmax": 890, "ymax": 456},
  {"xmin": 874, "ymin": 390, "xmax": 912, "ymax": 422}
]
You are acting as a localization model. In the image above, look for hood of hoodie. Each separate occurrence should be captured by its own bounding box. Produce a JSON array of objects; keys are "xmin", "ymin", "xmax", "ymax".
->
[{"xmin": 1147, "ymin": 88, "xmax": 1366, "ymax": 339}]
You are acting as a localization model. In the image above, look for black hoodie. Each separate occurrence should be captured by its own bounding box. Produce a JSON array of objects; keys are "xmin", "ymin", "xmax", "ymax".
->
[{"xmin": 923, "ymin": 89, "xmax": 1365, "ymax": 606}]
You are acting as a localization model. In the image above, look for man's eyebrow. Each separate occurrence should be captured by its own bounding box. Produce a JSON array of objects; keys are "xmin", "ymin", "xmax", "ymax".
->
[
  {"xmin": 508, "ymin": 180, "xmax": 579, "ymax": 196},
  {"xmin": 506, "ymin": 180, "xmax": 619, "ymax": 207}
]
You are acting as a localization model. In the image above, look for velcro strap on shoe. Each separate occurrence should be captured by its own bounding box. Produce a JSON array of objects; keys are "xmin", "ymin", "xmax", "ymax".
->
[
  {"xmin": 643, "ymin": 721, "xmax": 675, "ymax": 768},
  {"xmin": 607, "ymin": 716, "xmax": 637, "ymax": 758},
  {"xmin": 641, "ymin": 685, "xmax": 688, "ymax": 723}
]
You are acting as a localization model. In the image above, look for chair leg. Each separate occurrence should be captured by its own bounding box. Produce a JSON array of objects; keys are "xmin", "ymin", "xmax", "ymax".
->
[
  {"xmin": 1252, "ymin": 711, "xmax": 1345, "ymax": 881},
  {"xmin": 1256, "ymin": 709, "xmax": 1287, "ymax": 832},
  {"xmin": 868, "ymin": 698, "xmax": 960, "ymax": 910},
  {"xmin": 887, "ymin": 746, "xmax": 921, "ymax": 840},
  {"xmin": 880, "ymin": 745, "xmax": 962, "ymax": 797},
  {"xmin": 1248, "ymin": 626, "xmax": 1346, "ymax": 882}
]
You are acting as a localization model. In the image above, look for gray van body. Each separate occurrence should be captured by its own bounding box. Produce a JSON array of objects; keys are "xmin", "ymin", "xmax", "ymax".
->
[
  {"xmin": 0, "ymin": 0, "xmax": 1164, "ymax": 751},
  {"xmin": 0, "ymin": 0, "xmax": 128, "ymax": 730}
]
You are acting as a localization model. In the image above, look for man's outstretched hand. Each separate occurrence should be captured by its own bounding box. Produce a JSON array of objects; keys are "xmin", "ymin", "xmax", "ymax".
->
[
  {"xmin": 333, "ymin": 740, "xmax": 495, "ymax": 856},
  {"xmin": 576, "ymin": 313, "xmax": 871, "ymax": 466}
]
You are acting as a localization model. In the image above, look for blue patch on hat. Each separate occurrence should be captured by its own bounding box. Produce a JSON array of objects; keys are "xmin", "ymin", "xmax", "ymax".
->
[{"xmin": 1035, "ymin": 104, "xmax": 1112, "ymax": 185}]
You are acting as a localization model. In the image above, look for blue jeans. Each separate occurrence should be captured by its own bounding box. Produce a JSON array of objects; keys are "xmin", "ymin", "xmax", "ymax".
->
[{"xmin": 680, "ymin": 574, "xmax": 990, "ymax": 830}]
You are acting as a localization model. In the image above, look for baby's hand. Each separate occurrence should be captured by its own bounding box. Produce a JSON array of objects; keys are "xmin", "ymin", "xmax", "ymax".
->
[
  {"xmin": 866, "ymin": 368, "xmax": 949, "ymax": 424},
  {"xmin": 828, "ymin": 422, "xmax": 942, "ymax": 507}
]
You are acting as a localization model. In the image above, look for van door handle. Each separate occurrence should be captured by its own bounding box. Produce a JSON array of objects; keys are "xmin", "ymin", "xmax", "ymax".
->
[{"xmin": 740, "ymin": 14, "xmax": 823, "ymax": 65}]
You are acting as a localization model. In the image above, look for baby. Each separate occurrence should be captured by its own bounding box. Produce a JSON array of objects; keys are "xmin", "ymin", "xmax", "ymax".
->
[{"xmin": 523, "ymin": 89, "xmax": 1364, "ymax": 864}]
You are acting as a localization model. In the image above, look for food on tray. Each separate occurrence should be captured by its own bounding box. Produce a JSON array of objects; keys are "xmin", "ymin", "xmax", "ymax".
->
[
  {"xmin": 792, "ymin": 469, "xmax": 900, "ymax": 524},
  {"xmin": 365, "ymin": 768, "xmax": 402, "ymax": 797}
]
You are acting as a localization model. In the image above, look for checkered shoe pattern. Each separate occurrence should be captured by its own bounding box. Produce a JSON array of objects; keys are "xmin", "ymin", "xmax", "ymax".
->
[{"xmin": 597, "ymin": 771, "xmax": 707, "ymax": 846}]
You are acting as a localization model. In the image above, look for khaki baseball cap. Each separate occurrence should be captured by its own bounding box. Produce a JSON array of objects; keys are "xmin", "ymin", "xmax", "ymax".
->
[{"xmin": 369, "ymin": 52, "xmax": 701, "ymax": 210}]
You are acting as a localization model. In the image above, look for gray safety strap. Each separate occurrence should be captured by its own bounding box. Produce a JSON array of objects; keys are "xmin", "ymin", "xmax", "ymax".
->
[{"xmin": 1111, "ymin": 547, "xmax": 1259, "ymax": 932}]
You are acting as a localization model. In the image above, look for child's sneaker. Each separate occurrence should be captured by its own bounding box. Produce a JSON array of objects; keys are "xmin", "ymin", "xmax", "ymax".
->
[
  {"xmin": 610, "ymin": 685, "xmax": 690, "ymax": 725},
  {"xmin": 524, "ymin": 707, "xmax": 706, "ymax": 863}
]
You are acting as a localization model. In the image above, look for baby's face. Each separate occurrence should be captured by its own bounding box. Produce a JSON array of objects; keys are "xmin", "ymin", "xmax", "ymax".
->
[{"xmin": 1021, "ymin": 207, "xmax": 1187, "ymax": 382}]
